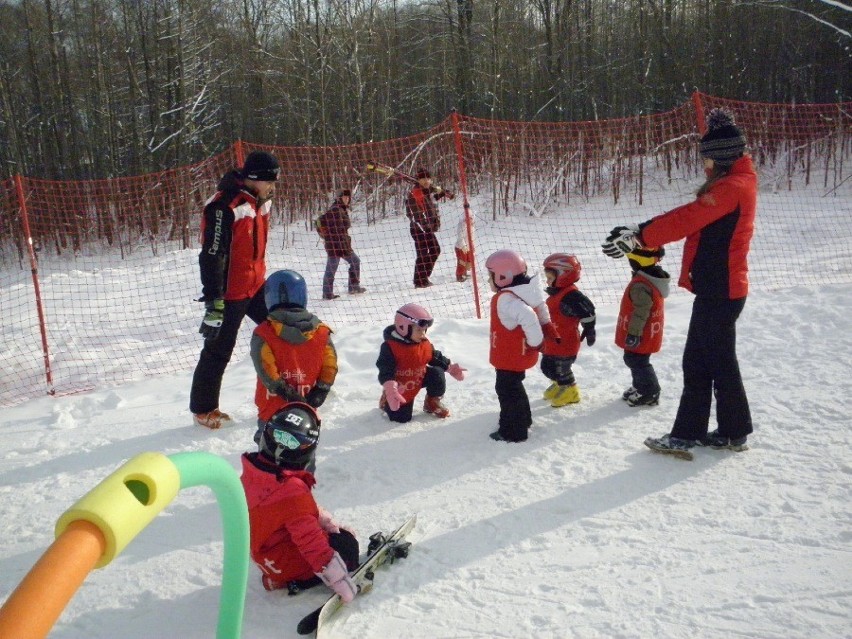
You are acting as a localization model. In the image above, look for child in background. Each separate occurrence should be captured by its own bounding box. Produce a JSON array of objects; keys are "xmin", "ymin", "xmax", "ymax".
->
[
  {"xmin": 377, "ymin": 303, "xmax": 467, "ymax": 422},
  {"xmin": 251, "ymin": 270, "xmax": 337, "ymax": 446},
  {"xmin": 540, "ymin": 254, "xmax": 597, "ymax": 407},
  {"xmin": 240, "ymin": 402, "xmax": 359, "ymax": 598},
  {"xmin": 486, "ymin": 249, "xmax": 559, "ymax": 442},
  {"xmin": 615, "ymin": 248, "xmax": 670, "ymax": 407},
  {"xmin": 454, "ymin": 213, "xmax": 474, "ymax": 282}
]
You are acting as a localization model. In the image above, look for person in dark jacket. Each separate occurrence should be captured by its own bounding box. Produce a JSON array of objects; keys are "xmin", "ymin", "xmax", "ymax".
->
[
  {"xmin": 191, "ymin": 150, "xmax": 280, "ymax": 429},
  {"xmin": 320, "ymin": 189, "xmax": 365, "ymax": 299},
  {"xmin": 603, "ymin": 109, "xmax": 756, "ymax": 458},
  {"xmin": 406, "ymin": 168, "xmax": 449, "ymax": 288}
]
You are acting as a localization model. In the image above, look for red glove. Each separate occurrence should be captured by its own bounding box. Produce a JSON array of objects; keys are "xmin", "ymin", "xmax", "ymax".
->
[{"xmin": 541, "ymin": 322, "xmax": 561, "ymax": 344}]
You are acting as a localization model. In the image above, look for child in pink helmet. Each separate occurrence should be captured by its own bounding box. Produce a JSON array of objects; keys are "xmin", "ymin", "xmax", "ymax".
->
[
  {"xmin": 376, "ymin": 303, "xmax": 467, "ymax": 422},
  {"xmin": 486, "ymin": 249, "xmax": 559, "ymax": 442}
]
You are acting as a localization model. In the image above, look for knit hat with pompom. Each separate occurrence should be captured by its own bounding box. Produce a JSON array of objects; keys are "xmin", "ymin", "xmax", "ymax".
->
[{"xmin": 699, "ymin": 109, "xmax": 746, "ymax": 167}]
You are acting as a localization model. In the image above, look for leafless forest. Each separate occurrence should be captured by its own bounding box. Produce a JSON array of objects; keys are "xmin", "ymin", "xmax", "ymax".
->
[{"xmin": 0, "ymin": 0, "xmax": 849, "ymax": 180}]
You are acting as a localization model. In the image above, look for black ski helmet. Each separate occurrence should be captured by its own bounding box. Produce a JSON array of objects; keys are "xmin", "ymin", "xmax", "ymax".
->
[{"xmin": 259, "ymin": 402, "xmax": 321, "ymax": 470}]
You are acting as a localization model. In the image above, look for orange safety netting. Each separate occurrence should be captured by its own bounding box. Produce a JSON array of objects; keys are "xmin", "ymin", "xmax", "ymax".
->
[{"xmin": 0, "ymin": 92, "xmax": 849, "ymax": 406}]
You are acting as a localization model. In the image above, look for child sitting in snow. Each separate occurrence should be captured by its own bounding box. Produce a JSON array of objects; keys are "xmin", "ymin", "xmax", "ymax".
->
[
  {"xmin": 251, "ymin": 269, "xmax": 337, "ymax": 447},
  {"xmin": 485, "ymin": 249, "xmax": 559, "ymax": 442},
  {"xmin": 540, "ymin": 254, "xmax": 597, "ymax": 407},
  {"xmin": 240, "ymin": 402, "xmax": 360, "ymax": 599},
  {"xmin": 615, "ymin": 247, "xmax": 670, "ymax": 407},
  {"xmin": 377, "ymin": 303, "xmax": 466, "ymax": 422}
]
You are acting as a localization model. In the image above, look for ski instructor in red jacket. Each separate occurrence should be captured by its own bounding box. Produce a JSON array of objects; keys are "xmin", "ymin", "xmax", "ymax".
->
[
  {"xmin": 190, "ymin": 150, "xmax": 280, "ymax": 429},
  {"xmin": 602, "ymin": 109, "xmax": 756, "ymax": 458}
]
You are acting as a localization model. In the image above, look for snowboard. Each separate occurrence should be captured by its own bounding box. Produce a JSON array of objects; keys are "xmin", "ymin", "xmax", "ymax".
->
[{"xmin": 296, "ymin": 514, "xmax": 416, "ymax": 637}]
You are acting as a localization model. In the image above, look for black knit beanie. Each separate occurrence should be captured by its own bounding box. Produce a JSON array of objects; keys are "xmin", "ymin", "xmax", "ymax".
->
[
  {"xmin": 242, "ymin": 151, "xmax": 280, "ymax": 182},
  {"xmin": 699, "ymin": 109, "xmax": 746, "ymax": 167}
]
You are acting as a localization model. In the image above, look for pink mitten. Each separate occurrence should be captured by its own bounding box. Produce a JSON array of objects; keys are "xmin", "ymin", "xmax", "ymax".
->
[
  {"xmin": 316, "ymin": 552, "xmax": 356, "ymax": 603},
  {"xmin": 382, "ymin": 380, "xmax": 406, "ymax": 411},
  {"xmin": 318, "ymin": 508, "xmax": 341, "ymax": 534},
  {"xmin": 447, "ymin": 363, "xmax": 467, "ymax": 381}
]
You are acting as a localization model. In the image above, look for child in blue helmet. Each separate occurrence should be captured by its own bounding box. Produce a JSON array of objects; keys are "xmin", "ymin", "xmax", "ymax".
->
[{"xmin": 251, "ymin": 270, "xmax": 338, "ymax": 447}]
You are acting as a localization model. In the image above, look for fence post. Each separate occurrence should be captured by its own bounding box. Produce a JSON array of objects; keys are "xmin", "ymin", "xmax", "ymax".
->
[
  {"xmin": 692, "ymin": 91, "xmax": 707, "ymax": 135},
  {"xmin": 450, "ymin": 110, "xmax": 482, "ymax": 319},
  {"xmin": 234, "ymin": 140, "xmax": 246, "ymax": 167},
  {"xmin": 14, "ymin": 174, "xmax": 54, "ymax": 396}
]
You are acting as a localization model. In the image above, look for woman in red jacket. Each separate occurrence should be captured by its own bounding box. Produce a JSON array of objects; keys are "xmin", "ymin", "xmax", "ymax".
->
[{"xmin": 603, "ymin": 109, "xmax": 756, "ymax": 459}]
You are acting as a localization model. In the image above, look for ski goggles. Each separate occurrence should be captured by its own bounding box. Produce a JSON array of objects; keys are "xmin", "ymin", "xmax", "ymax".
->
[{"xmin": 398, "ymin": 311, "xmax": 433, "ymax": 329}]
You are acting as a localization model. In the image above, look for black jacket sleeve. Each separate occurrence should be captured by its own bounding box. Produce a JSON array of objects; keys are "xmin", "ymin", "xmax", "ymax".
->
[
  {"xmin": 376, "ymin": 342, "xmax": 398, "ymax": 384},
  {"xmin": 429, "ymin": 347, "xmax": 451, "ymax": 371},
  {"xmin": 198, "ymin": 202, "xmax": 234, "ymax": 301},
  {"xmin": 560, "ymin": 290, "xmax": 596, "ymax": 321}
]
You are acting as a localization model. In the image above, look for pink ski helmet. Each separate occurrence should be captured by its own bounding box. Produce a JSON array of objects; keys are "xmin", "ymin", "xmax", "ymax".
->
[
  {"xmin": 543, "ymin": 253, "xmax": 582, "ymax": 287},
  {"xmin": 485, "ymin": 249, "xmax": 527, "ymax": 288},
  {"xmin": 395, "ymin": 303, "xmax": 434, "ymax": 338}
]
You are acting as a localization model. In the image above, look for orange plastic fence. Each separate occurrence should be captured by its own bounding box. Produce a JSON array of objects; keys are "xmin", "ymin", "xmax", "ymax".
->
[{"xmin": 0, "ymin": 92, "xmax": 849, "ymax": 406}]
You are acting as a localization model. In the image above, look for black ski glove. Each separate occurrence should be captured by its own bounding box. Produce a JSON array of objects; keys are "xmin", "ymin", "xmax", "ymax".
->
[
  {"xmin": 580, "ymin": 321, "xmax": 596, "ymax": 346},
  {"xmin": 625, "ymin": 334, "xmax": 641, "ymax": 349},
  {"xmin": 306, "ymin": 382, "xmax": 331, "ymax": 408},
  {"xmin": 199, "ymin": 299, "xmax": 224, "ymax": 340}
]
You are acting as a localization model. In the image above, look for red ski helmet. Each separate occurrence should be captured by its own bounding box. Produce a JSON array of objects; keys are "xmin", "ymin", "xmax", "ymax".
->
[
  {"xmin": 485, "ymin": 250, "xmax": 527, "ymax": 288},
  {"xmin": 543, "ymin": 253, "xmax": 582, "ymax": 287}
]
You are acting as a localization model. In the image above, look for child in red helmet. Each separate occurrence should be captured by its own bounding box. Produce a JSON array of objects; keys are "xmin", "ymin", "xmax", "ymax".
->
[
  {"xmin": 540, "ymin": 254, "xmax": 597, "ymax": 407},
  {"xmin": 486, "ymin": 249, "xmax": 559, "ymax": 442},
  {"xmin": 240, "ymin": 403, "xmax": 360, "ymax": 599},
  {"xmin": 376, "ymin": 303, "xmax": 467, "ymax": 422},
  {"xmin": 615, "ymin": 247, "xmax": 670, "ymax": 407}
]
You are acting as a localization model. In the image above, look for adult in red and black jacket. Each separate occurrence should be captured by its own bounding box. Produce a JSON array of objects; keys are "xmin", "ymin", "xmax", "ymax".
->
[
  {"xmin": 321, "ymin": 190, "xmax": 363, "ymax": 298},
  {"xmin": 190, "ymin": 151, "xmax": 279, "ymax": 426},
  {"xmin": 604, "ymin": 109, "xmax": 756, "ymax": 450},
  {"xmin": 406, "ymin": 168, "xmax": 449, "ymax": 288}
]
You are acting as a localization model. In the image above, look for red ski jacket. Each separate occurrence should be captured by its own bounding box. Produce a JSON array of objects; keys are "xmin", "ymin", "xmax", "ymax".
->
[
  {"xmin": 640, "ymin": 155, "xmax": 756, "ymax": 299},
  {"xmin": 489, "ymin": 292, "xmax": 540, "ymax": 372},
  {"xmin": 615, "ymin": 276, "xmax": 665, "ymax": 354},
  {"xmin": 199, "ymin": 171, "xmax": 271, "ymax": 301},
  {"xmin": 240, "ymin": 453, "xmax": 334, "ymax": 583}
]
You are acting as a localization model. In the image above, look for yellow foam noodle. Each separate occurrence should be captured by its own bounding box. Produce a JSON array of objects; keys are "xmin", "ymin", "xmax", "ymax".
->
[{"xmin": 55, "ymin": 452, "xmax": 180, "ymax": 568}]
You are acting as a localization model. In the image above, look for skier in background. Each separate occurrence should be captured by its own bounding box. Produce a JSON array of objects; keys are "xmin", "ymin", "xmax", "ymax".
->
[
  {"xmin": 377, "ymin": 303, "xmax": 467, "ymax": 422},
  {"xmin": 191, "ymin": 150, "xmax": 279, "ymax": 430},
  {"xmin": 318, "ymin": 189, "xmax": 366, "ymax": 300},
  {"xmin": 454, "ymin": 213, "xmax": 474, "ymax": 282},
  {"xmin": 250, "ymin": 270, "xmax": 337, "ymax": 449},
  {"xmin": 614, "ymin": 248, "xmax": 670, "ymax": 407},
  {"xmin": 406, "ymin": 168, "xmax": 450, "ymax": 288},
  {"xmin": 486, "ymin": 249, "xmax": 559, "ymax": 442},
  {"xmin": 240, "ymin": 402, "xmax": 359, "ymax": 598},
  {"xmin": 540, "ymin": 254, "xmax": 597, "ymax": 407}
]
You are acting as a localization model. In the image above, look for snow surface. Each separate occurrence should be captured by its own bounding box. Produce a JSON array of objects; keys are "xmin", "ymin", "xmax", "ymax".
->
[{"xmin": 2, "ymin": 279, "xmax": 851, "ymax": 638}]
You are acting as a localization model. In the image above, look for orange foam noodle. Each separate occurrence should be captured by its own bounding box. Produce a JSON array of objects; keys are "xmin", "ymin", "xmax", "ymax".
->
[{"xmin": 0, "ymin": 519, "xmax": 106, "ymax": 639}]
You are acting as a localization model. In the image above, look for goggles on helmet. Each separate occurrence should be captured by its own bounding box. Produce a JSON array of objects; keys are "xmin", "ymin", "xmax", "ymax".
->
[{"xmin": 398, "ymin": 311, "xmax": 433, "ymax": 329}]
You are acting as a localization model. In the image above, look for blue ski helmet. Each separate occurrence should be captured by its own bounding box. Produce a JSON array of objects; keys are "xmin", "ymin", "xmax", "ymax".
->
[
  {"xmin": 265, "ymin": 270, "xmax": 308, "ymax": 311},
  {"xmin": 259, "ymin": 402, "xmax": 321, "ymax": 470}
]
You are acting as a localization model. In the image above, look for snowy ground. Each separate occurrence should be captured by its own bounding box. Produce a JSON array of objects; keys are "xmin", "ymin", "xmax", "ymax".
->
[{"xmin": 1, "ymin": 278, "xmax": 850, "ymax": 638}]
